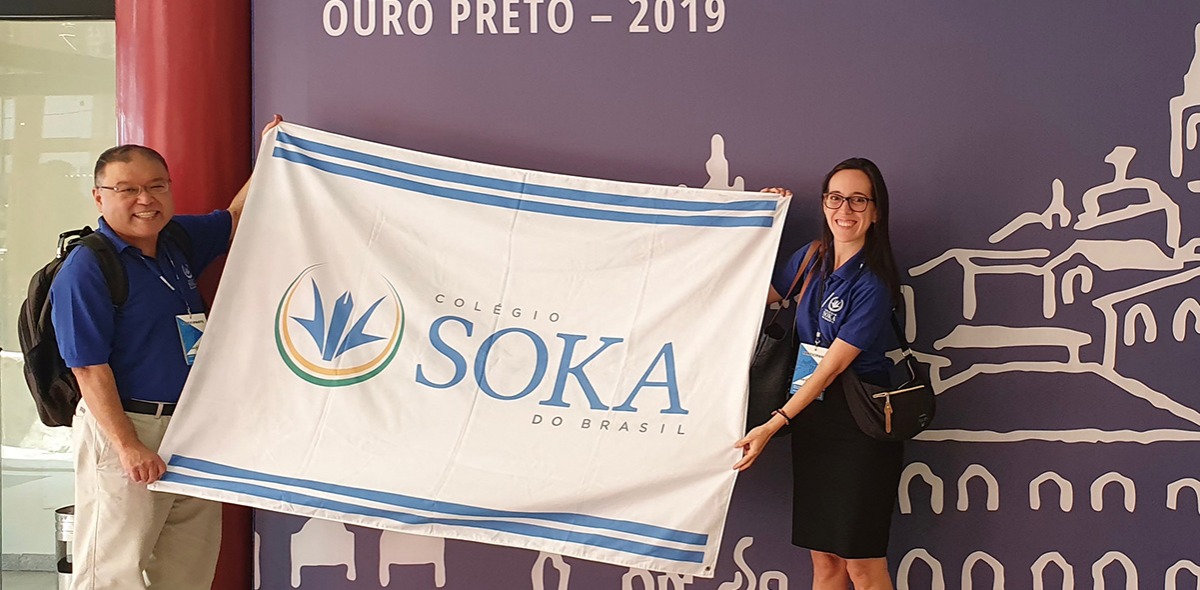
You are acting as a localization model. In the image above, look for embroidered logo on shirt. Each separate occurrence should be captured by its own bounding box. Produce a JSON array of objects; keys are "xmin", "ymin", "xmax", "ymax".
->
[
  {"xmin": 181, "ymin": 262, "xmax": 197, "ymax": 290},
  {"xmin": 822, "ymin": 296, "xmax": 843, "ymax": 323}
]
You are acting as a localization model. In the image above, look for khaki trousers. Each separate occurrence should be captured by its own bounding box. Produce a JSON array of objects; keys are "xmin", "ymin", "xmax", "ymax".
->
[{"xmin": 71, "ymin": 402, "xmax": 222, "ymax": 590}]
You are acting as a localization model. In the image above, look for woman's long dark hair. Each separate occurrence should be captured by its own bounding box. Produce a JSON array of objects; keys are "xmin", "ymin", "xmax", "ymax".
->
[{"xmin": 817, "ymin": 157, "xmax": 902, "ymax": 306}]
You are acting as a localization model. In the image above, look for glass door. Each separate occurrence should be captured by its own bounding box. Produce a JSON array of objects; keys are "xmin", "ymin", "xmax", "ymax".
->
[{"xmin": 1, "ymin": 15, "xmax": 115, "ymax": 587}]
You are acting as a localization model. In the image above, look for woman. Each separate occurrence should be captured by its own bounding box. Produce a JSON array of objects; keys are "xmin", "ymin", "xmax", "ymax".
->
[{"xmin": 734, "ymin": 157, "xmax": 904, "ymax": 590}]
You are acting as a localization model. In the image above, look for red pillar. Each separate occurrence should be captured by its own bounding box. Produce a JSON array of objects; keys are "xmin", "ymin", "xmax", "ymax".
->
[{"xmin": 115, "ymin": 1, "xmax": 253, "ymax": 588}]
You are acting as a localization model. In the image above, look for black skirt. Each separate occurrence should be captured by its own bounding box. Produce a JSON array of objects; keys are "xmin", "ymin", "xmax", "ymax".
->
[{"xmin": 789, "ymin": 373, "xmax": 904, "ymax": 559}]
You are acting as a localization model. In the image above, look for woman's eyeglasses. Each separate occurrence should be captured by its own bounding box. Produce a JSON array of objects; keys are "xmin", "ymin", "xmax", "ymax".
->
[{"xmin": 822, "ymin": 192, "xmax": 874, "ymax": 212}]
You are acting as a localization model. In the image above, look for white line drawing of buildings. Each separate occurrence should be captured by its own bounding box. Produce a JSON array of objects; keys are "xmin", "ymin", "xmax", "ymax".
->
[
  {"xmin": 1032, "ymin": 552, "xmax": 1074, "ymax": 590},
  {"xmin": 532, "ymin": 552, "xmax": 572, "ymax": 590},
  {"xmin": 1166, "ymin": 478, "xmax": 1200, "ymax": 512},
  {"xmin": 1030, "ymin": 471, "xmax": 1074, "ymax": 511},
  {"xmin": 899, "ymin": 462, "xmax": 945, "ymax": 515},
  {"xmin": 715, "ymin": 537, "xmax": 789, "ymax": 590},
  {"xmin": 1174, "ymin": 297, "xmax": 1200, "ymax": 340},
  {"xmin": 891, "ymin": 549, "xmax": 1200, "ymax": 590},
  {"xmin": 289, "ymin": 517, "xmax": 357, "ymax": 588},
  {"xmin": 683, "ymin": 134, "xmax": 745, "ymax": 192},
  {"xmin": 1075, "ymin": 147, "xmax": 1187, "ymax": 251},
  {"xmin": 622, "ymin": 570, "xmax": 659, "ymax": 590},
  {"xmin": 757, "ymin": 570, "xmax": 787, "ymax": 590},
  {"xmin": 1090, "ymin": 472, "xmax": 1136, "ymax": 512},
  {"xmin": 1091, "ymin": 552, "xmax": 1137, "ymax": 590},
  {"xmin": 378, "ymin": 530, "xmax": 446, "ymax": 587},
  {"xmin": 622, "ymin": 568, "xmax": 694, "ymax": 590},
  {"xmin": 989, "ymin": 179, "xmax": 1071, "ymax": 243},
  {"xmin": 1170, "ymin": 24, "xmax": 1200, "ymax": 191},
  {"xmin": 1165, "ymin": 560, "xmax": 1200, "ymax": 590},
  {"xmin": 703, "ymin": 134, "xmax": 744, "ymax": 192},
  {"xmin": 961, "ymin": 551, "xmax": 1004, "ymax": 590},
  {"xmin": 957, "ymin": 464, "xmax": 1000, "ymax": 512},
  {"xmin": 897, "ymin": 548, "xmax": 946, "ymax": 590},
  {"xmin": 254, "ymin": 531, "xmax": 261, "ymax": 590},
  {"xmin": 658, "ymin": 572, "xmax": 695, "ymax": 590},
  {"xmin": 905, "ymin": 22, "xmax": 1200, "ymax": 444}
]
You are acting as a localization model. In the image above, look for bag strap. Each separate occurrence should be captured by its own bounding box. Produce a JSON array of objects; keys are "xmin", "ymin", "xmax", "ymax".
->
[
  {"xmin": 160, "ymin": 219, "xmax": 195, "ymax": 268},
  {"xmin": 889, "ymin": 314, "xmax": 913, "ymax": 355},
  {"xmin": 888, "ymin": 312, "xmax": 925, "ymax": 382},
  {"xmin": 60, "ymin": 222, "xmax": 192, "ymax": 311},
  {"xmin": 766, "ymin": 241, "xmax": 821, "ymax": 326},
  {"xmin": 77, "ymin": 232, "xmax": 129, "ymax": 306}
]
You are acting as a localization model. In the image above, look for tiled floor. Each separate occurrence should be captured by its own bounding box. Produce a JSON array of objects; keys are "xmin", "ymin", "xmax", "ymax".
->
[{"xmin": 1, "ymin": 571, "xmax": 58, "ymax": 590}]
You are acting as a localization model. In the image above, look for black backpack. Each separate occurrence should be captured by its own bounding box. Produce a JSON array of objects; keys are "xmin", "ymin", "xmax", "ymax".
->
[{"xmin": 17, "ymin": 222, "xmax": 192, "ymax": 427}]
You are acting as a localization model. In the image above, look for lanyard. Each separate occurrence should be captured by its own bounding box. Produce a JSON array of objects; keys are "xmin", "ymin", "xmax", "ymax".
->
[
  {"xmin": 138, "ymin": 247, "xmax": 193, "ymax": 315},
  {"xmin": 814, "ymin": 261, "xmax": 865, "ymax": 347}
]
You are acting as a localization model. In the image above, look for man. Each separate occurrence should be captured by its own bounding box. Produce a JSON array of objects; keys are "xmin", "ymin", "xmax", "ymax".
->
[{"xmin": 51, "ymin": 117, "xmax": 279, "ymax": 590}]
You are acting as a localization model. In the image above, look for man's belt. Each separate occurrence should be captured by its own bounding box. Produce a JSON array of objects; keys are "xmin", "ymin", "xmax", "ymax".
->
[{"xmin": 122, "ymin": 399, "xmax": 176, "ymax": 417}]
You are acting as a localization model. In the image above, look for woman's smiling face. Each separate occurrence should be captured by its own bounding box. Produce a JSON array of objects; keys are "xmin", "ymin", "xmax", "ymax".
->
[{"xmin": 822, "ymin": 168, "xmax": 876, "ymax": 250}]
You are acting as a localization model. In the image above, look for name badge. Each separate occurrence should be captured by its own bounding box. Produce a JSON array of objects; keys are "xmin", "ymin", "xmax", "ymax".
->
[
  {"xmin": 789, "ymin": 343, "xmax": 829, "ymax": 399},
  {"xmin": 176, "ymin": 313, "xmax": 207, "ymax": 365}
]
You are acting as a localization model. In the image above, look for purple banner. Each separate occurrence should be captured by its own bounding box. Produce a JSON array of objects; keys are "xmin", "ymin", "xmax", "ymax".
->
[{"xmin": 250, "ymin": 2, "xmax": 1200, "ymax": 588}]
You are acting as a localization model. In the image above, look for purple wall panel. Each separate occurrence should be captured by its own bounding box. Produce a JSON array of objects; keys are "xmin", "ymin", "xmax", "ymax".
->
[{"xmin": 250, "ymin": 2, "xmax": 1200, "ymax": 588}]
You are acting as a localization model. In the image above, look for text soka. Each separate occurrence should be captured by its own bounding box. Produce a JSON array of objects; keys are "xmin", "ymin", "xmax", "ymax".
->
[{"xmin": 415, "ymin": 315, "xmax": 688, "ymax": 414}]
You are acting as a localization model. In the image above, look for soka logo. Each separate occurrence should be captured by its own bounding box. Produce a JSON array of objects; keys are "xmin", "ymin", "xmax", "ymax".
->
[
  {"xmin": 275, "ymin": 264, "xmax": 405, "ymax": 386},
  {"xmin": 822, "ymin": 295, "xmax": 844, "ymax": 323},
  {"xmin": 827, "ymin": 297, "xmax": 845, "ymax": 313}
]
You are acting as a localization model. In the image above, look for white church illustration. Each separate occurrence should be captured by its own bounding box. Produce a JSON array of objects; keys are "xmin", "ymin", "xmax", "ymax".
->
[{"xmin": 902, "ymin": 23, "xmax": 1200, "ymax": 444}]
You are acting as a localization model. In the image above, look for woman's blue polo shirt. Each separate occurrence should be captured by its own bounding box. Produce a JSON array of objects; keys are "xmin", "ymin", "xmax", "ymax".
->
[
  {"xmin": 50, "ymin": 212, "xmax": 232, "ymax": 403},
  {"xmin": 771, "ymin": 243, "xmax": 894, "ymax": 379}
]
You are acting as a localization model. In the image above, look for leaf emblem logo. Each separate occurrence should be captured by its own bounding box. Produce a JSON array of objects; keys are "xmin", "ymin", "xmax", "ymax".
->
[{"xmin": 275, "ymin": 264, "xmax": 404, "ymax": 386}]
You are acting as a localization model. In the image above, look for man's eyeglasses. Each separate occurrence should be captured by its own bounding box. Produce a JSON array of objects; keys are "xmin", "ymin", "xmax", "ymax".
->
[
  {"xmin": 822, "ymin": 192, "xmax": 874, "ymax": 212},
  {"xmin": 96, "ymin": 181, "xmax": 171, "ymax": 198}
]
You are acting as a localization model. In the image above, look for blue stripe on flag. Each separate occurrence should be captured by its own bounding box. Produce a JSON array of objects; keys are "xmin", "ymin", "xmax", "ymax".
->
[
  {"xmin": 273, "ymin": 147, "xmax": 773, "ymax": 228},
  {"xmin": 169, "ymin": 455, "xmax": 707, "ymax": 546},
  {"xmin": 276, "ymin": 131, "xmax": 777, "ymax": 213},
  {"xmin": 161, "ymin": 471, "xmax": 706, "ymax": 564}
]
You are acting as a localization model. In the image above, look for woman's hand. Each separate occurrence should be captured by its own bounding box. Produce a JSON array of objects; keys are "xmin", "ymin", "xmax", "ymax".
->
[
  {"xmin": 732, "ymin": 419, "xmax": 783, "ymax": 471},
  {"xmin": 761, "ymin": 187, "xmax": 793, "ymax": 198}
]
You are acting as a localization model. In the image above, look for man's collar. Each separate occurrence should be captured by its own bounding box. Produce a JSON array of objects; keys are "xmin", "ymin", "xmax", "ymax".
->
[{"xmin": 96, "ymin": 217, "xmax": 137, "ymax": 253}]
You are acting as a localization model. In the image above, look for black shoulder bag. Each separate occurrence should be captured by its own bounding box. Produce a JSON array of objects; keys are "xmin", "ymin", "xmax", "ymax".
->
[
  {"xmin": 745, "ymin": 242, "xmax": 820, "ymax": 435},
  {"xmin": 841, "ymin": 315, "xmax": 936, "ymax": 441}
]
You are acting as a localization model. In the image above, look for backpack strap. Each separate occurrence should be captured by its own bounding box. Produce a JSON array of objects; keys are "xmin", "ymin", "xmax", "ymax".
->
[
  {"xmin": 77, "ymin": 232, "xmax": 128, "ymax": 306},
  {"xmin": 71, "ymin": 220, "xmax": 193, "ymax": 309},
  {"xmin": 160, "ymin": 220, "xmax": 195, "ymax": 268}
]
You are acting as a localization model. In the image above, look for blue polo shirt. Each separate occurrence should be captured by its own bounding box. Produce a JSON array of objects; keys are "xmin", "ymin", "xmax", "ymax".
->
[
  {"xmin": 50, "ymin": 212, "xmax": 232, "ymax": 403},
  {"xmin": 772, "ymin": 243, "xmax": 894, "ymax": 379}
]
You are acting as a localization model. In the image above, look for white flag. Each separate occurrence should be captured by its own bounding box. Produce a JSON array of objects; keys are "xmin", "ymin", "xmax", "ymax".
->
[{"xmin": 152, "ymin": 123, "xmax": 790, "ymax": 576}]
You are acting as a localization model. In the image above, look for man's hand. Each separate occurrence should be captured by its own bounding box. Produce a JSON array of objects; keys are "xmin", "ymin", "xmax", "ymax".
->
[
  {"xmin": 73, "ymin": 364, "xmax": 165, "ymax": 485},
  {"xmin": 117, "ymin": 440, "xmax": 168, "ymax": 484},
  {"xmin": 229, "ymin": 114, "xmax": 285, "ymax": 239},
  {"xmin": 261, "ymin": 113, "xmax": 283, "ymax": 136}
]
